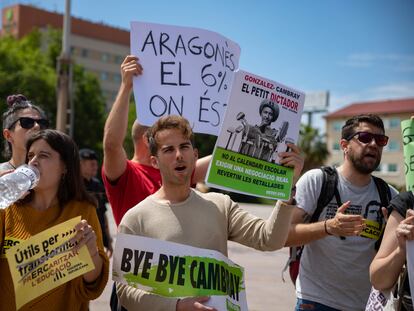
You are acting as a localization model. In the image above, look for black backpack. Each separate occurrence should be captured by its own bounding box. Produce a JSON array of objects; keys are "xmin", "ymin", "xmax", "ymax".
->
[{"xmin": 283, "ymin": 166, "xmax": 392, "ymax": 284}]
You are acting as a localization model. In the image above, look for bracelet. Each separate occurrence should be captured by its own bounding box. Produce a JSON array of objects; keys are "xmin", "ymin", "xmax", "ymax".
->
[{"xmin": 324, "ymin": 219, "xmax": 332, "ymax": 235}]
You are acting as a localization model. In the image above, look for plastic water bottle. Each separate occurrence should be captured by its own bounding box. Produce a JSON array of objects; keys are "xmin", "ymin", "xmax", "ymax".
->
[{"xmin": 0, "ymin": 164, "xmax": 40, "ymax": 209}]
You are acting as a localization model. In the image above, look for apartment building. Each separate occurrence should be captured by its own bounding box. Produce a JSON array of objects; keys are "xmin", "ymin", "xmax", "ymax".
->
[
  {"xmin": 325, "ymin": 98, "xmax": 414, "ymax": 188},
  {"xmin": 1, "ymin": 4, "xmax": 129, "ymax": 108}
]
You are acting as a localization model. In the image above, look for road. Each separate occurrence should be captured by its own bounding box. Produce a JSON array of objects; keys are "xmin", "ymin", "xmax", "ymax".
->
[{"xmin": 90, "ymin": 203, "xmax": 297, "ymax": 311}]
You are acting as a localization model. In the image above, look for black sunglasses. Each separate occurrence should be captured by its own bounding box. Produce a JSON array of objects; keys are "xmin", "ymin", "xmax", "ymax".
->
[
  {"xmin": 346, "ymin": 131, "xmax": 389, "ymax": 147},
  {"xmin": 11, "ymin": 117, "xmax": 49, "ymax": 130}
]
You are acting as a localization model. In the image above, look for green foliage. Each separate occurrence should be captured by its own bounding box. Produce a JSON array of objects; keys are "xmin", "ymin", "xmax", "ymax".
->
[
  {"xmin": 194, "ymin": 133, "xmax": 217, "ymax": 157},
  {"xmin": 298, "ymin": 124, "xmax": 329, "ymax": 173},
  {"xmin": 72, "ymin": 65, "xmax": 106, "ymax": 154},
  {"xmin": 0, "ymin": 33, "xmax": 56, "ymax": 124},
  {"xmin": 0, "ymin": 28, "xmax": 106, "ymax": 161}
]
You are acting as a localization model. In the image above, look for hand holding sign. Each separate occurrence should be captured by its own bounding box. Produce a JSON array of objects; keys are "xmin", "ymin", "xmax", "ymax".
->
[
  {"xmin": 71, "ymin": 220, "xmax": 98, "ymax": 256},
  {"xmin": 177, "ymin": 296, "xmax": 217, "ymax": 311},
  {"xmin": 70, "ymin": 219, "xmax": 102, "ymax": 283},
  {"xmin": 395, "ymin": 209, "xmax": 414, "ymax": 250},
  {"xmin": 121, "ymin": 55, "xmax": 143, "ymax": 89},
  {"xmin": 278, "ymin": 143, "xmax": 304, "ymax": 185}
]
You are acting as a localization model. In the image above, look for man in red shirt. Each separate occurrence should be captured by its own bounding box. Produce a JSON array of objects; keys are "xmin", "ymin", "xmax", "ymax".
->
[
  {"xmin": 102, "ymin": 55, "xmax": 211, "ymax": 311},
  {"xmin": 102, "ymin": 55, "xmax": 211, "ymax": 226}
]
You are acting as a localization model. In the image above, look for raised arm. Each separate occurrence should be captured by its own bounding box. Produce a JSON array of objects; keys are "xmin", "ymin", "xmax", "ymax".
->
[
  {"xmin": 103, "ymin": 55, "xmax": 143, "ymax": 181},
  {"xmin": 193, "ymin": 155, "xmax": 212, "ymax": 183},
  {"xmin": 370, "ymin": 210, "xmax": 408, "ymax": 291}
]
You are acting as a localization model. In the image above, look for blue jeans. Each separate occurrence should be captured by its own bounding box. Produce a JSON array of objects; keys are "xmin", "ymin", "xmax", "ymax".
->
[{"xmin": 295, "ymin": 298, "xmax": 341, "ymax": 311}]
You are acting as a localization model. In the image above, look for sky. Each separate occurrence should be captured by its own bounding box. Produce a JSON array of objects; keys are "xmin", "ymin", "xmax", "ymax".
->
[{"xmin": 1, "ymin": 0, "xmax": 414, "ymax": 122}]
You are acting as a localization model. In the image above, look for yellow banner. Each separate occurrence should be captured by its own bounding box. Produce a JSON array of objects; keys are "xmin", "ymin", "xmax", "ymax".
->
[
  {"xmin": 6, "ymin": 216, "xmax": 95, "ymax": 310},
  {"xmin": 360, "ymin": 219, "xmax": 384, "ymax": 240},
  {"xmin": 1, "ymin": 236, "xmax": 23, "ymax": 258}
]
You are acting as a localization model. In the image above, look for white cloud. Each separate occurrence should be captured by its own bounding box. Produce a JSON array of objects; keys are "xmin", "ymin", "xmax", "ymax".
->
[
  {"xmin": 329, "ymin": 81, "xmax": 414, "ymax": 111},
  {"xmin": 340, "ymin": 53, "xmax": 414, "ymax": 72}
]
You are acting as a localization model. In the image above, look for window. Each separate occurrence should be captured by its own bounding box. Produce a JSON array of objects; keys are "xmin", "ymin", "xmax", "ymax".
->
[
  {"xmin": 333, "ymin": 121, "xmax": 342, "ymax": 132},
  {"xmin": 114, "ymin": 55, "xmax": 123, "ymax": 64},
  {"xmin": 100, "ymin": 72, "xmax": 108, "ymax": 81},
  {"xmin": 101, "ymin": 53, "xmax": 109, "ymax": 62},
  {"xmin": 387, "ymin": 140, "xmax": 399, "ymax": 151},
  {"xmin": 113, "ymin": 73, "xmax": 121, "ymax": 83},
  {"xmin": 389, "ymin": 118, "xmax": 400, "ymax": 129},
  {"xmin": 81, "ymin": 49, "xmax": 89, "ymax": 58},
  {"xmin": 388, "ymin": 163, "xmax": 398, "ymax": 172},
  {"xmin": 332, "ymin": 142, "xmax": 340, "ymax": 151}
]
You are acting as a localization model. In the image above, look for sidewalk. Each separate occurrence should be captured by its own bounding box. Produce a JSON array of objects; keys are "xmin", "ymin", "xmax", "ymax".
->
[{"xmin": 90, "ymin": 203, "xmax": 296, "ymax": 311}]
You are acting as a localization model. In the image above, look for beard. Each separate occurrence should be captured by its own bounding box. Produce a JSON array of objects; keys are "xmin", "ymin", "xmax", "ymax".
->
[{"xmin": 348, "ymin": 151, "xmax": 381, "ymax": 174}]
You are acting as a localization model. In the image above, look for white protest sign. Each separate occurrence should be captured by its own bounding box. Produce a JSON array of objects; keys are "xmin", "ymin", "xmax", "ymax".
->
[
  {"xmin": 130, "ymin": 21, "xmax": 241, "ymax": 135},
  {"xmin": 113, "ymin": 233, "xmax": 247, "ymax": 311}
]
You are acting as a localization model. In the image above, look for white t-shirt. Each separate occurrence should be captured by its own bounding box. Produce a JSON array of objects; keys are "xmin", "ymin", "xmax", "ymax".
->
[{"xmin": 295, "ymin": 168, "xmax": 398, "ymax": 311}]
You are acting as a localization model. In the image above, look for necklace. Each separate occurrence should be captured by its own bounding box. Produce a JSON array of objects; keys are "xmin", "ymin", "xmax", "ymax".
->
[{"xmin": 8, "ymin": 161, "xmax": 16, "ymax": 169}]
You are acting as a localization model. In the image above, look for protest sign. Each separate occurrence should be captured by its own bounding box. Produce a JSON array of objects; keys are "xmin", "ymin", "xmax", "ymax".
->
[
  {"xmin": 402, "ymin": 118, "xmax": 414, "ymax": 191},
  {"xmin": 130, "ymin": 21, "xmax": 240, "ymax": 135},
  {"xmin": 206, "ymin": 70, "xmax": 305, "ymax": 200},
  {"xmin": 6, "ymin": 217, "xmax": 94, "ymax": 309},
  {"xmin": 113, "ymin": 233, "xmax": 247, "ymax": 311}
]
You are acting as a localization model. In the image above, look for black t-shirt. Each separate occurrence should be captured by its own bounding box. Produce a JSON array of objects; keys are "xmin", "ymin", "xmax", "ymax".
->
[
  {"xmin": 84, "ymin": 177, "xmax": 110, "ymax": 247},
  {"xmin": 389, "ymin": 191, "xmax": 414, "ymax": 311},
  {"xmin": 390, "ymin": 191, "xmax": 414, "ymax": 218}
]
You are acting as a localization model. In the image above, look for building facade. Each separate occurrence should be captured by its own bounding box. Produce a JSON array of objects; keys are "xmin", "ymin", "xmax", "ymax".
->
[
  {"xmin": 1, "ymin": 4, "xmax": 129, "ymax": 108},
  {"xmin": 325, "ymin": 98, "xmax": 414, "ymax": 189}
]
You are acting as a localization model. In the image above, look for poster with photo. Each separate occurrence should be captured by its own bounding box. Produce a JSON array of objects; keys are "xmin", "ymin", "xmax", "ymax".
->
[
  {"xmin": 130, "ymin": 21, "xmax": 241, "ymax": 135},
  {"xmin": 206, "ymin": 70, "xmax": 305, "ymax": 200}
]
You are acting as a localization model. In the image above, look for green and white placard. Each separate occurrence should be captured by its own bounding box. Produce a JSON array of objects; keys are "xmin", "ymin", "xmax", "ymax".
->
[
  {"xmin": 113, "ymin": 233, "xmax": 247, "ymax": 311},
  {"xmin": 207, "ymin": 70, "xmax": 305, "ymax": 200}
]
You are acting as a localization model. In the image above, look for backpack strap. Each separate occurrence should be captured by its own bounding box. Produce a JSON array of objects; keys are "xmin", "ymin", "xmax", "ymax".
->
[
  {"xmin": 372, "ymin": 176, "xmax": 391, "ymax": 250},
  {"xmin": 311, "ymin": 166, "xmax": 339, "ymax": 223},
  {"xmin": 372, "ymin": 176, "xmax": 391, "ymax": 209}
]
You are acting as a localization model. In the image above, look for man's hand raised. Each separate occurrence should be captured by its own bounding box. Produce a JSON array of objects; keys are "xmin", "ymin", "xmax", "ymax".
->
[{"xmin": 121, "ymin": 55, "xmax": 143, "ymax": 89}]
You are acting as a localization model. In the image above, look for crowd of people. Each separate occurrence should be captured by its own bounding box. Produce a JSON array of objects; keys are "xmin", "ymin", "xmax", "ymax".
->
[{"xmin": 0, "ymin": 55, "xmax": 413, "ymax": 311}]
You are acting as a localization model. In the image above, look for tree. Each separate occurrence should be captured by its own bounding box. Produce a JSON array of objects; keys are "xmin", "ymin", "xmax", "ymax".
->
[
  {"xmin": 298, "ymin": 124, "xmax": 329, "ymax": 173},
  {"xmin": 0, "ymin": 28, "xmax": 106, "ymax": 161},
  {"xmin": 0, "ymin": 32, "xmax": 56, "ymax": 121}
]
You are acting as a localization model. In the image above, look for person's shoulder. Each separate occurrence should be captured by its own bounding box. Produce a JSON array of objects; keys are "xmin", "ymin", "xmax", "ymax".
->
[
  {"xmin": 194, "ymin": 189, "xmax": 229, "ymax": 200},
  {"xmin": 122, "ymin": 195, "xmax": 154, "ymax": 218},
  {"xmin": 389, "ymin": 191, "xmax": 414, "ymax": 218},
  {"xmin": 298, "ymin": 168, "xmax": 325, "ymax": 182},
  {"xmin": 193, "ymin": 189, "xmax": 233, "ymax": 208}
]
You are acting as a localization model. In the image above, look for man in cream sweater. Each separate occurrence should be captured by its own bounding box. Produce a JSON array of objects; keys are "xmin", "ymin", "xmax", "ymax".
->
[{"xmin": 117, "ymin": 115, "xmax": 303, "ymax": 311}]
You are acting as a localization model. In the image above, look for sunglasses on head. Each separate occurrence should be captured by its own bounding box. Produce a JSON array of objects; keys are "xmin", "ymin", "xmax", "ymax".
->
[
  {"xmin": 11, "ymin": 117, "xmax": 49, "ymax": 130},
  {"xmin": 346, "ymin": 131, "xmax": 389, "ymax": 147}
]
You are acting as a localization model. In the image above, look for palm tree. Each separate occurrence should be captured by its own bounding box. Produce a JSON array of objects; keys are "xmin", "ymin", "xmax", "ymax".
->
[{"xmin": 299, "ymin": 124, "xmax": 329, "ymax": 173}]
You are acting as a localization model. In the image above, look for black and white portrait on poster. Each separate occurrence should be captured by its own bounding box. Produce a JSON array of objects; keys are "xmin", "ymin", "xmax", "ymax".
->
[{"xmin": 217, "ymin": 70, "xmax": 305, "ymax": 165}]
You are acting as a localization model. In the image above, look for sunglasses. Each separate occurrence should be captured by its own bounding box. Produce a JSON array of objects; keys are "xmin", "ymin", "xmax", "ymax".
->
[
  {"xmin": 11, "ymin": 117, "xmax": 49, "ymax": 130},
  {"xmin": 346, "ymin": 131, "xmax": 389, "ymax": 147}
]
